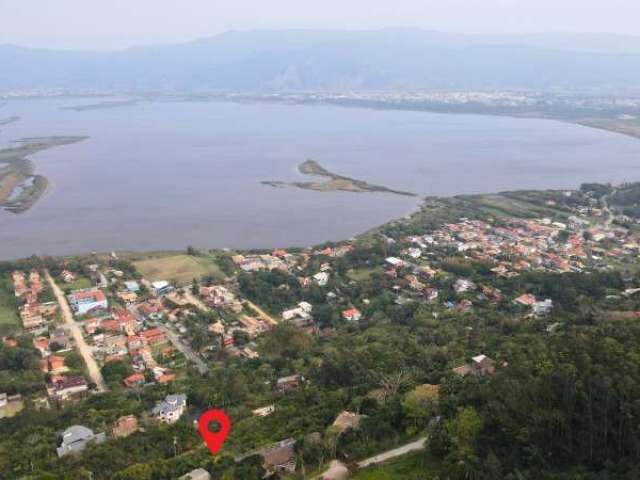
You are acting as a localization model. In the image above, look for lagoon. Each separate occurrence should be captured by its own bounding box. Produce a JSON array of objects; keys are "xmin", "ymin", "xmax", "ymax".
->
[{"xmin": 1, "ymin": 98, "xmax": 639, "ymax": 259}]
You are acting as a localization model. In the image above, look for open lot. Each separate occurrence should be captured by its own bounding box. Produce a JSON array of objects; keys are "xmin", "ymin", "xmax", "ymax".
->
[
  {"xmin": 0, "ymin": 279, "xmax": 20, "ymax": 336},
  {"xmin": 134, "ymin": 254, "xmax": 226, "ymax": 284}
]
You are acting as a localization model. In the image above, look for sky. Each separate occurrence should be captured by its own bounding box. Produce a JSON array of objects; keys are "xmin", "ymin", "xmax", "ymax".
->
[{"xmin": 1, "ymin": 0, "xmax": 639, "ymax": 50}]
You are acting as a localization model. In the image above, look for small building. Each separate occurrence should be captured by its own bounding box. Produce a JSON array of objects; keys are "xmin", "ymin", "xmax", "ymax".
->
[
  {"xmin": 48, "ymin": 376, "xmax": 89, "ymax": 403},
  {"xmin": 341, "ymin": 308, "xmax": 362, "ymax": 321},
  {"xmin": 56, "ymin": 425, "xmax": 105, "ymax": 457},
  {"xmin": 313, "ymin": 272, "xmax": 330, "ymax": 286},
  {"xmin": 123, "ymin": 373, "xmax": 145, "ymax": 388},
  {"xmin": 112, "ymin": 415, "xmax": 139, "ymax": 438},
  {"xmin": 151, "ymin": 281, "xmax": 172, "ymax": 296},
  {"xmin": 124, "ymin": 280, "xmax": 141, "ymax": 292},
  {"xmin": 179, "ymin": 468, "xmax": 211, "ymax": 480},
  {"xmin": 258, "ymin": 438, "xmax": 297, "ymax": 475},
  {"xmin": 277, "ymin": 374, "xmax": 302, "ymax": 392},
  {"xmin": 60, "ymin": 270, "xmax": 76, "ymax": 283},
  {"xmin": 253, "ymin": 405, "xmax": 275, "ymax": 417},
  {"xmin": 140, "ymin": 327, "xmax": 167, "ymax": 345},
  {"xmin": 151, "ymin": 394, "xmax": 187, "ymax": 424},
  {"xmin": 453, "ymin": 354, "xmax": 497, "ymax": 377}
]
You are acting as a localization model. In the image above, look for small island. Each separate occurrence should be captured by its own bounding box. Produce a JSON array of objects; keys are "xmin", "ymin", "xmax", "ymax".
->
[
  {"xmin": 263, "ymin": 159, "xmax": 417, "ymax": 197},
  {"xmin": 0, "ymin": 116, "xmax": 20, "ymax": 127},
  {"xmin": 60, "ymin": 99, "xmax": 141, "ymax": 112},
  {"xmin": 0, "ymin": 136, "xmax": 87, "ymax": 213}
]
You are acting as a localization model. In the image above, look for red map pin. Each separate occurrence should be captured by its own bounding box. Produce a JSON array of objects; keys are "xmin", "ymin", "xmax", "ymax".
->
[{"xmin": 198, "ymin": 409, "xmax": 231, "ymax": 455}]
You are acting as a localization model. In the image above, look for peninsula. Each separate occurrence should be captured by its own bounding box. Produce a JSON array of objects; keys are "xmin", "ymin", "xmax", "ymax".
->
[
  {"xmin": 0, "ymin": 136, "xmax": 87, "ymax": 213},
  {"xmin": 263, "ymin": 159, "xmax": 417, "ymax": 197}
]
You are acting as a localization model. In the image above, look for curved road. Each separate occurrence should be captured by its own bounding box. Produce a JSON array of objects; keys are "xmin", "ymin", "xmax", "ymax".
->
[
  {"xmin": 357, "ymin": 437, "xmax": 427, "ymax": 469},
  {"xmin": 45, "ymin": 271, "xmax": 108, "ymax": 392}
]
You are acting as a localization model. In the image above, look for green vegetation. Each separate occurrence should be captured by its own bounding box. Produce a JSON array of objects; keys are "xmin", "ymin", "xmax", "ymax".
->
[
  {"xmin": 354, "ymin": 452, "xmax": 444, "ymax": 479},
  {"xmin": 2, "ymin": 185, "xmax": 640, "ymax": 478},
  {"xmin": 0, "ymin": 276, "xmax": 20, "ymax": 336},
  {"xmin": 133, "ymin": 253, "xmax": 226, "ymax": 284}
]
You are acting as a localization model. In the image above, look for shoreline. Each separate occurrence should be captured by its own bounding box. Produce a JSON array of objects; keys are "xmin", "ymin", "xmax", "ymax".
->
[{"xmin": 0, "ymin": 136, "xmax": 87, "ymax": 213}]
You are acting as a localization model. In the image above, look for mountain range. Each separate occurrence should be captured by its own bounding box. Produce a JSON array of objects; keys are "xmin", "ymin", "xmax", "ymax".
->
[{"xmin": 2, "ymin": 29, "xmax": 640, "ymax": 93}]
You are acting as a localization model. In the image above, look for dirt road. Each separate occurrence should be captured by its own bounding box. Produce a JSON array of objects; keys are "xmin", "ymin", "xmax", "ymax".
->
[
  {"xmin": 245, "ymin": 300, "xmax": 278, "ymax": 326},
  {"xmin": 45, "ymin": 271, "xmax": 108, "ymax": 392},
  {"xmin": 356, "ymin": 437, "xmax": 427, "ymax": 469}
]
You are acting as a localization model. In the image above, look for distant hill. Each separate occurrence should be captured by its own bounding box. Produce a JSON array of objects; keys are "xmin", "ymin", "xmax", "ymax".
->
[{"xmin": 2, "ymin": 29, "xmax": 640, "ymax": 93}]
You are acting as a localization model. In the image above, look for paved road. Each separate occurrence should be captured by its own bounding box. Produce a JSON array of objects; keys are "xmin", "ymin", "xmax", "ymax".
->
[
  {"xmin": 356, "ymin": 437, "xmax": 428, "ymax": 469},
  {"xmin": 159, "ymin": 324, "xmax": 208, "ymax": 375},
  {"xmin": 45, "ymin": 271, "xmax": 108, "ymax": 392}
]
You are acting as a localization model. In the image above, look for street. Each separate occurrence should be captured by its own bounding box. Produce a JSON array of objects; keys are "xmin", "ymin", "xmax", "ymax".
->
[{"xmin": 45, "ymin": 271, "xmax": 108, "ymax": 392}]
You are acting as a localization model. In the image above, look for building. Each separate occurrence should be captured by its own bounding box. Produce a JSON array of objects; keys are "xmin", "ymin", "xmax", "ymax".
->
[
  {"xmin": 151, "ymin": 280, "xmax": 172, "ymax": 296},
  {"xmin": 453, "ymin": 354, "xmax": 497, "ymax": 377},
  {"xmin": 313, "ymin": 272, "xmax": 329, "ymax": 286},
  {"xmin": 341, "ymin": 308, "xmax": 362, "ymax": 321},
  {"xmin": 124, "ymin": 280, "xmax": 141, "ymax": 292},
  {"xmin": 112, "ymin": 415, "xmax": 139, "ymax": 438},
  {"xmin": 151, "ymin": 394, "xmax": 187, "ymax": 424},
  {"xmin": 56, "ymin": 425, "xmax": 105, "ymax": 457},
  {"xmin": 48, "ymin": 376, "xmax": 88, "ymax": 403},
  {"xmin": 277, "ymin": 374, "xmax": 302, "ymax": 392},
  {"xmin": 252, "ymin": 405, "xmax": 275, "ymax": 417},
  {"xmin": 123, "ymin": 373, "xmax": 145, "ymax": 388},
  {"xmin": 140, "ymin": 327, "xmax": 167, "ymax": 345},
  {"xmin": 67, "ymin": 289, "xmax": 108, "ymax": 315},
  {"xmin": 179, "ymin": 468, "xmax": 211, "ymax": 480},
  {"xmin": 258, "ymin": 438, "xmax": 297, "ymax": 475}
]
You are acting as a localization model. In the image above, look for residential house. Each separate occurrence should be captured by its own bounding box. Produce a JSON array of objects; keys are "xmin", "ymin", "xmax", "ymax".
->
[
  {"xmin": 313, "ymin": 272, "xmax": 329, "ymax": 286},
  {"xmin": 56, "ymin": 425, "xmax": 105, "ymax": 457},
  {"xmin": 253, "ymin": 405, "xmax": 275, "ymax": 417},
  {"xmin": 258, "ymin": 438, "xmax": 297, "ymax": 475},
  {"xmin": 179, "ymin": 468, "xmax": 211, "ymax": 480},
  {"xmin": 453, "ymin": 354, "xmax": 497, "ymax": 377},
  {"xmin": 140, "ymin": 327, "xmax": 167, "ymax": 346},
  {"xmin": 59, "ymin": 270, "xmax": 76, "ymax": 283},
  {"xmin": 48, "ymin": 376, "xmax": 89, "ymax": 403},
  {"xmin": 151, "ymin": 394, "xmax": 187, "ymax": 424},
  {"xmin": 124, "ymin": 281, "xmax": 141, "ymax": 292},
  {"xmin": 342, "ymin": 308, "xmax": 362, "ymax": 321},
  {"xmin": 112, "ymin": 415, "xmax": 139, "ymax": 438},
  {"xmin": 123, "ymin": 373, "xmax": 145, "ymax": 389},
  {"xmin": 277, "ymin": 374, "xmax": 302, "ymax": 392}
]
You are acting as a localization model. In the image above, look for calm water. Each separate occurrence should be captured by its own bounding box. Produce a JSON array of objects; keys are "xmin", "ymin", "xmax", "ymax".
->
[{"xmin": 1, "ymin": 98, "xmax": 639, "ymax": 259}]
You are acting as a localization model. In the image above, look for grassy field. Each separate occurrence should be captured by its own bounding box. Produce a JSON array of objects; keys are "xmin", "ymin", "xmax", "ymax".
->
[
  {"xmin": 0, "ymin": 278, "xmax": 20, "ymax": 336},
  {"xmin": 347, "ymin": 266, "xmax": 384, "ymax": 281},
  {"xmin": 353, "ymin": 452, "xmax": 443, "ymax": 479},
  {"xmin": 134, "ymin": 254, "xmax": 226, "ymax": 284},
  {"xmin": 63, "ymin": 276, "xmax": 92, "ymax": 291}
]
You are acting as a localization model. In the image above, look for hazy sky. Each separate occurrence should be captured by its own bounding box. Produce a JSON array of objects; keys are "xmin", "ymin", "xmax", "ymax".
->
[{"xmin": 1, "ymin": 0, "xmax": 639, "ymax": 50}]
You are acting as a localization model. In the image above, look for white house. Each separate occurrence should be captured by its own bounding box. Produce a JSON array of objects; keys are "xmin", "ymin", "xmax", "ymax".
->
[{"xmin": 152, "ymin": 394, "xmax": 187, "ymax": 424}]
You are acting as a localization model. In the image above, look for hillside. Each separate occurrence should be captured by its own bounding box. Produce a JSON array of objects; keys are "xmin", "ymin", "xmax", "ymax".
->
[{"xmin": 3, "ymin": 29, "xmax": 640, "ymax": 93}]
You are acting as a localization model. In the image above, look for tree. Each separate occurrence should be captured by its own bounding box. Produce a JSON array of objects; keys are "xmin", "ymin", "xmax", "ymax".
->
[
  {"xmin": 113, "ymin": 463, "xmax": 153, "ymax": 480},
  {"xmin": 402, "ymin": 384, "xmax": 440, "ymax": 432},
  {"xmin": 446, "ymin": 407, "xmax": 483, "ymax": 479},
  {"xmin": 64, "ymin": 352, "xmax": 84, "ymax": 370}
]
